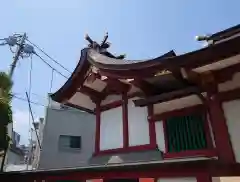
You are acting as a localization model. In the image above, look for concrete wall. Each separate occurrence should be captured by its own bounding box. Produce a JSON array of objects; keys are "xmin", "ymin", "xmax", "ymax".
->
[
  {"xmin": 38, "ymin": 106, "xmax": 95, "ymax": 169},
  {"xmin": 5, "ymin": 150, "xmax": 24, "ymax": 165}
]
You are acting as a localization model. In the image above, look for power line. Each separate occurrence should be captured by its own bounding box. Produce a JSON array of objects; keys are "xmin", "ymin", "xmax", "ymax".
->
[
  {"xmin": 12, "ymin": 92, "xmax": 47, "ymax": 101},
  {"xmin": 34, "ymin": 52, "xmax": 68, "ymax": 79},
  {"xmin": 26, "ymin": 39, "xmax": 71, "ymax": 73},
  {"xmin": 12, "ymin": 95, "xmax": 46, "ymax": 107}
]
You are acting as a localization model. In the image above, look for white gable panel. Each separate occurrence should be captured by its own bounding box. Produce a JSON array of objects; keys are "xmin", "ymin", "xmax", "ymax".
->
[
  {"xmin": 128, "ymin": 98, "xmax": 150, "ymax": 146},
  {"xmin": 222, "ymin": 99, "xmax": 240, "ymax": 163},
  {"xmin": 155, "ymin": 121, "xmax": 166, "ymax": 152},
  {"xmin": 100, "ymin": 107, "xmax": 123, "ymax": 150}
]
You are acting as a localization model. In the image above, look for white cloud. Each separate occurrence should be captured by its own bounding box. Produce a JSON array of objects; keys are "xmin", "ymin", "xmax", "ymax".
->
[{"xmin": 13, "ymin": 110, "xmax": 32, "ymax": 145}]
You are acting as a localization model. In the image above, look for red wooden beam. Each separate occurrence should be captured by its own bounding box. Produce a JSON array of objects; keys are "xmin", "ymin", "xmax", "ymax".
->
[
  {"xmin": 149, "ymin": 105, "xmax": 204, "ymax": 121},
  {"xmin": 95, "ymin": 101, "xmax": 101, "ymax": 154},
  {"xmin": 134, "ymin": 86, "xmax": 201, "ymax": 107},
  {"xmin": 219, "ymin": 88, "xmax": 240, "ymax": 102},
  {"xmin": 122, "ymin": 94, "xmax": 129, "ymax": 148},
  {"xmin": 147, "ymin": 105, "xmax": 157, "ymax": 148},
  {"xmin": 214, "ymin": 62, "xmax": 240, "ymax": 83},
  {"xmin": 206, "ymin": 84, "xmax": 235, "ymax": 163}
]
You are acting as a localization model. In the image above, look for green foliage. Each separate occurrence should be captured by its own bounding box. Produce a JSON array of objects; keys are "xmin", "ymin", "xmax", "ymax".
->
[{"xmin": 0, "ymin": 72, "xmax": 13, "ymax": 151}]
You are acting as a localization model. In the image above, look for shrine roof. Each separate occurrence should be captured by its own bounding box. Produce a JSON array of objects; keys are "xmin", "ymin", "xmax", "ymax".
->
[
  {"xmin": 209, "ymin": 24, "xmax": 240, "ymax": 42},
  {"xmin": 50, "ymin": 25, "xmax": 240, "ymax": 113}
]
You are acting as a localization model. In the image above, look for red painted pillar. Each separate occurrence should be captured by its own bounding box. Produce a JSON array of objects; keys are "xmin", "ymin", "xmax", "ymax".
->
[
  {"xmin": 122, "ymin": 93, "xmax": 129, "ymax": 148},
  {"xmin": 148, "ymin": 105, "xmax": 157, "ymax": 148},
  {"xmin": 95, "ymin": 101, "xmax": 101, "ymax": 154},
  {"xmin": 207, "ymin": 88, "xmax": 235, "ymax": 163}
]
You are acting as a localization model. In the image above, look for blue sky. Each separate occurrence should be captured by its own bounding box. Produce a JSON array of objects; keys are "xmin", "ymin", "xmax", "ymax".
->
[{"xmin": 0, "ymin": 0, "xmax": 239, "ymax": 144}]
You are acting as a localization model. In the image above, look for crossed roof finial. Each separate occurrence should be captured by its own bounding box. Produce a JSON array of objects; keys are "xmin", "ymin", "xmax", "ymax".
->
[{"xmin": 85, "ymin": 32, "xmax": 125, "ymax": 59}]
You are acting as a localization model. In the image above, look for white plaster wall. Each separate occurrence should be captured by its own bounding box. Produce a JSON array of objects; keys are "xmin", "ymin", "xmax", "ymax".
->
[
  {"xmin": 100, "ymin": 107, "xmax": 123, "ymax": 150},
  {"xmin": 155, "ymin": 121, "xmax": 166, "ymax": 152},
  {"xmin": 128, "ymin": 98, "xmax": 150, "ymax": 146},
  {"xmin": 222, "ymin": 99, "xmax": 240, "ymax": 163},
  {"xmin": 157, "ymin": 177, "xmax": 197, "ymax": 182}
]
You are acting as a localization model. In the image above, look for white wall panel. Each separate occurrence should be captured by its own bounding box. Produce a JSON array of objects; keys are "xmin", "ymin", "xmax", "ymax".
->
[
  {"xmin": 222, "ymin": 99, "xmax": 240, "ymax": 163},
  {"xmin": 100, "ymin": 107, "xmax": 123, "ymax": 150},
  {"xmin": 155, "ymin": 121, "xmax": 166, "ymax": 152},
  {"xmin": 128, "ymin": 98, "xmax": 150, "ymax": 146}
]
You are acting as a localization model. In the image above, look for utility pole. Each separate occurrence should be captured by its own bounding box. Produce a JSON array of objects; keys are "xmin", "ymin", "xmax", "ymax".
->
[
  {"xmin": 9, "ymin": 33, "xmax": 27, "ymax": 78},
  {"xmin": 0, "ymin": 33, "xmax": 27, "ymax": 172}
]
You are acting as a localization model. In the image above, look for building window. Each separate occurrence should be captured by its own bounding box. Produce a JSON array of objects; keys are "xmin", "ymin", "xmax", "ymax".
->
[
  {"xmin": 59, "ymin": 135, "xmax": 81, "ymax": 150},
  {"xmin": 165, "ymin": 113, "xmax": 207, "ymax": 153}
]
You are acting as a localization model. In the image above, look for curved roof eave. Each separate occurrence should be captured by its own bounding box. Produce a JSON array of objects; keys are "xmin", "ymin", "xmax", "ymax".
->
[
  {"xmin": 88, "ymin": 36, "xmax": 240, "ymax": 73},
  {"xmin": 50, "ymin": 48, "xmax": 90, "ymax": 103},
  {"xmin": 51, "ymin": 35, "xmax": 240, "ymax": 103}
]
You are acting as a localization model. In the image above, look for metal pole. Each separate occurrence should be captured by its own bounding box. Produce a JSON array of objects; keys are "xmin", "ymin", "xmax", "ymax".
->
[
  {"xmin": 1, "ymin": 33, "xmax": 27, "ymax": 171},
  {"xmin": 9, "ymin": 33, "xmax": 27, "ymax": 78},
  {"xmin": 0, "ymin": 33, "xmax": 27, "ymax": 172}
]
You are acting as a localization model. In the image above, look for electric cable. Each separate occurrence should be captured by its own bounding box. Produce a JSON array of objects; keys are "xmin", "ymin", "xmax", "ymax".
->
[
  {"xmin": 12, "ymin": 95, "xmax": 46, "ymax": 107},
  {"xmin": 26, "ymin": 39, "xmax": 71, "ymax": 73},
  {"xmin": 34, "ymin": 52, "xmax": 68, "ymax": 79}
]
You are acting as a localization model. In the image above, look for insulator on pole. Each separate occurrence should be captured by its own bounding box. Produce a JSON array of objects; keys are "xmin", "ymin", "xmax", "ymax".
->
[
  {"xmin": 5, "ymin": 36, "xmax": 18, "ymax": 46},
  {"xmin": 23, "ymin": 44, "xmax": 35, "ymax": 54}
]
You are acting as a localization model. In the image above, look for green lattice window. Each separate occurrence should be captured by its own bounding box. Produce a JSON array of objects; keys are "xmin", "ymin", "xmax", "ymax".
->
[{"xmin": 166, "ymin": 113, "xmax": 207, "ymax": 153}]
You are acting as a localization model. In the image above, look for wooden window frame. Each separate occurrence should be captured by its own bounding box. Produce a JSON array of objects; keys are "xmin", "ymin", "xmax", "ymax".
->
[
  {"xmin": 94, "ymin": 95, "xmax": 156, "ymax": 156},
  {"xmin": 152, "ymin": 105, "xmax": 217, "ymax": 159}
]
